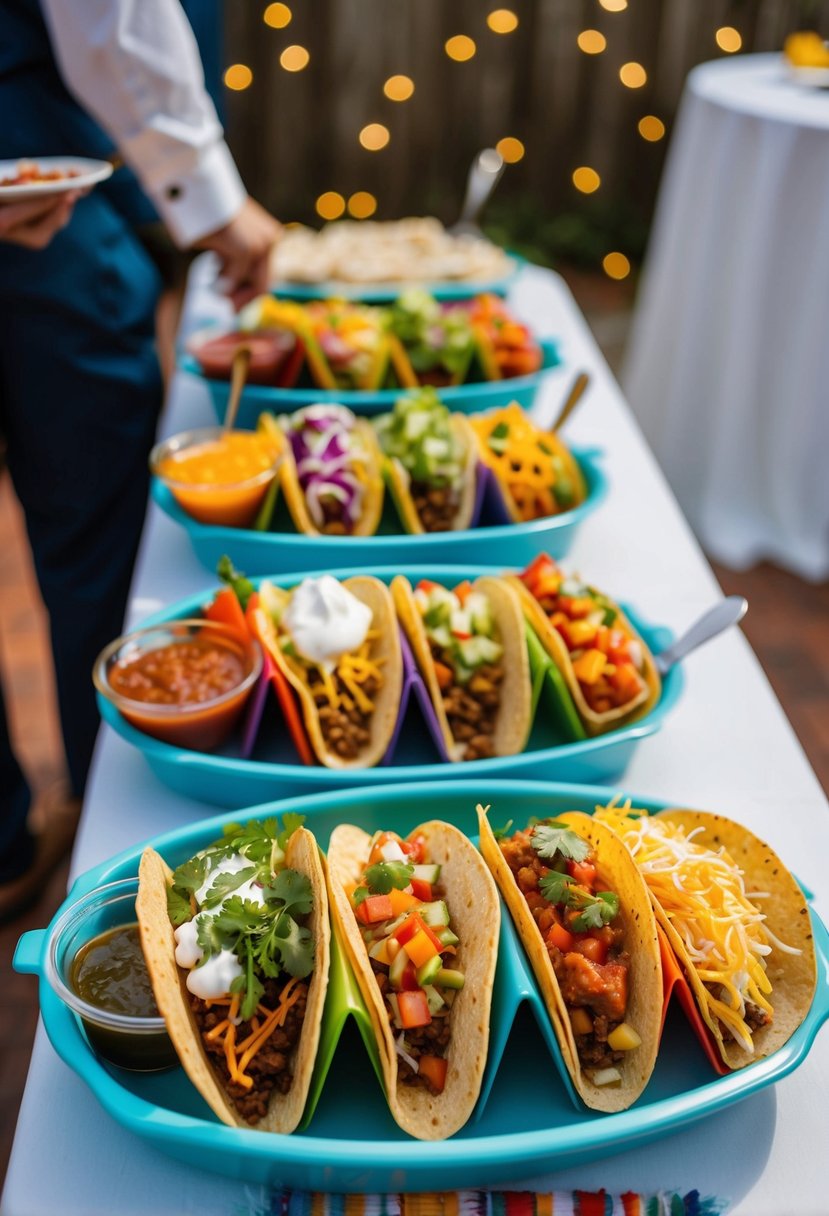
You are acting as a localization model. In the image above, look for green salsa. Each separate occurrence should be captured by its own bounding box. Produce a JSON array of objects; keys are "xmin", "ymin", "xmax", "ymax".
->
[{"xmin": 70, "ymin": 924, "xmax": 159, "ymax": 1017}]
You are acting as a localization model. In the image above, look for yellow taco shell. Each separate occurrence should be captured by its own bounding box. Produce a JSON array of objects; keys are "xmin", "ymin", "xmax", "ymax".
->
[{"xmin": 384, "ymin": 414, "xmax": 479, "ymax": 535}]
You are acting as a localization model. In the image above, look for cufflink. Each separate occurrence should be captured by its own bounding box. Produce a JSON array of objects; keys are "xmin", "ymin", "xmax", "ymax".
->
[{"xmin": 165, "ymin": 184, "xmax": 183, "ymax": 201}]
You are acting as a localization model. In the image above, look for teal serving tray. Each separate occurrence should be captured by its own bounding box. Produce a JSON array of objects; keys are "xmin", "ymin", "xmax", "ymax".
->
[
  {"xmin": 151, "ymin": 448, "xmax": 607, "ymax": 577},
  {"xmin": 95, "ymin": 564, "xmax": 683, "ymax": 807},
  {"xmin": 14, "ymin": 780, "xmax": 829, "ymax": 1192},
  {"xmin": 270, "ymin": 256, "xmax": 523, "ymax": 303},
  {"xmin": 180, "ymin": 339, "xmax": 561, "ymax": 426}
]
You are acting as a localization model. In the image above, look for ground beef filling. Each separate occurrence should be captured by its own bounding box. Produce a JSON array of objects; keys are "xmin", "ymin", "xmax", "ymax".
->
[
  {"xmin": 500, "ymin": 830, "xmax": 630, "ymax": 1072},
  {"xmin": 316, "ymin": 495, "xmax": 357, "ymax": 535},
  {"xmin": 309, "ymin": 670, "xmax": 379, "ymax": 759},
  {"xmin": 428, "ymin": 641, "xmax": 504, "ymax": 761},
  {"xmin": 191, "ymin": 978, "xmax": 308, "ymax": 1125},
  {"xmin": 411, "ymin": 481, "xmax": 460, "ymax": 532},
  {"xmin": 704, "ymin": 982, "xmax": 771, "ymax": 1039}
]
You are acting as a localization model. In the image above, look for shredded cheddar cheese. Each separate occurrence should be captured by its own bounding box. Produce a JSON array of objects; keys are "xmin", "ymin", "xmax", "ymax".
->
[{"xmin": 200, "ymin": 979, "xmax": 303, "ymax": 1090}]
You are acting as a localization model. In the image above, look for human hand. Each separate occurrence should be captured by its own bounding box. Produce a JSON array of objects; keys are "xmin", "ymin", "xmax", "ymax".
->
[
  {"xmin": 197, "ymin": 197, "xmax": 281, "ymax": 311},
  {"xmin": 0, "ymin": 190, "xmax": 81, "ymax": 249}
]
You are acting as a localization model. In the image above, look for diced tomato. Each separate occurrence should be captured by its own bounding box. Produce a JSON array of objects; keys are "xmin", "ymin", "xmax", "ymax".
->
[
  {"xmin": 574, "ymin": 935, "xmax": 608, "ymax": 965},
  {"xmin": 368, "ymin": 831, "xmax": 404, "ymax": 865},
  {"xmin": 566, "ymin": 860, "xmax": 597, "ymax": 889},
  {"xmin": 454, "ymin": 580, "xmax": 473, "ymax": 604},
  {"xmin": 393, "ymin": 913, "xmax": 420, "ymax": 946},
  {"xmin": 400, "ymin": 961, "xmax": 420, "ymax": 991},
  {"xmin": 609, "ymin": 666, "xmax": 644, "ymax": 701},
  {"xmin": 397, "ymin": 989, "xmax": 432, "ymax": 1029},
  {"xmin": 355, "ymin": 894, "xmax": 393, "ymax": 925},
  {"xmin": 416, "ymin": 579, "xmax": 440, "ymax": 594},
  {"xmin": 410, "ymin": 877, "xmax": 433, "ymax": 902},
  {"xmin": 450, "ymin": 630, "xmax": 472, "ymax": 641},
  {"xmin": 547, "ymin": 922, "xmax": 575, "ymax": 952},
  {"xmin": 433, "ymin": 661, "xmax": 453, "ymax": 692},
  {"xmin": 388, "ymin": 887, "xmax": 420, "ymax": 916},
  {"xmin": 418, "ymin": 1055, "xmax": 448, "ymax": 1093},
  {"xmin": 401, "ymin": 835, "xmax": 425, "ymax": 864},
  {"xmin": 522, "ymin": 554, "xmax": 557, "ymax": 589}
]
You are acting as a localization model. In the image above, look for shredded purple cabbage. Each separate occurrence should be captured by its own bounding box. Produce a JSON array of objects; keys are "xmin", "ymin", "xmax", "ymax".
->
[{"xmin": 281, "ymin": 405, "xmax": 366, "ymax": 530}]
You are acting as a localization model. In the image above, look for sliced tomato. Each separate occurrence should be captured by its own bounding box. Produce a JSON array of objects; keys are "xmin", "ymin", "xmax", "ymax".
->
[{"xmin": 410, "ymin": 877, "xmax": 433, "ymax": 902}]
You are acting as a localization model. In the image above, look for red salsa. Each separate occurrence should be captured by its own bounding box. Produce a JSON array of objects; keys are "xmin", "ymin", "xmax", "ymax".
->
[{"xmin": 109, "ymin": 636, "xmax": 246, "ymax": 707}]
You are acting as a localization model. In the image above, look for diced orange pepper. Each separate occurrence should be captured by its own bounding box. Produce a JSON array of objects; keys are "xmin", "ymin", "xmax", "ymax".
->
[
  {"xmin": 418, "ymin": 1055, "xmax": 448, "ymax": 1093},
  {"xmin": 403, "ymin": 929, "xmax": 439, "ymax": 969},
  {"xmin": 454, "ymin": 580, "xmax": 473, "ymax": 604},
  {"xmin": 388, "ymin": 887, "xmax": 420, "ymax": 916},
  {"xmin": 562, "ymin": 620, "xmax": 599, "ymax": 649},
  {"xmin": 547, "ymin": 922, "xmax": 575, "ymax": 952},
  {"xmin": 572, "ymin": 649, "xmax": 608, "ymax": 685}
]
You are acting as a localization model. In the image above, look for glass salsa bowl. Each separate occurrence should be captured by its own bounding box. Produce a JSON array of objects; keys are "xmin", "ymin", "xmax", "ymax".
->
[{"xmin": 150, "ymin": 425, "xmax": 282, "ymax": 528}]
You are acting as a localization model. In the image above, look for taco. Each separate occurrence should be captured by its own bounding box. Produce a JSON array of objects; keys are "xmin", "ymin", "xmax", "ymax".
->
[
  {"xmin": 253, "ymin": 574, "xmax": 403, "ymax": 768},
  {"xmin": 259, "ymin": 405, "xmax": 384, "ymax": 537},
  {"xmin": 477, "ymin": 805, "xmax": 662, "ymax": 1112},
  {"xmin": 592, "ymin": 803, "xmax": 818, "ymax": 1070},
  {"xmin": 374, "ymin": 389, "xmax": 479, "ymax": 533},
  {"xmin": 392, "ymin": 574, "xmax": 531, "ymax": 762},
  {"xmin": 467, "ymin": 294, "xmax": 543, "ymax": 380},
  {"xmin": 470, "ymin": 403, "xmax": 587, "ymax": 522},
  {"xmin": 510, "ymin": 555, "xmax": 660, "ymax": 735},
  {"xmin": 136, "ymin": 817, "xmax": 329, "ymax": 1131},
  {"xmin": 388, "ymin": 290, "xmax": 480, "ymax": 387},
  {"xmin": 327, "ymin": 822, "xmax": 499, "ymax": 1139}
]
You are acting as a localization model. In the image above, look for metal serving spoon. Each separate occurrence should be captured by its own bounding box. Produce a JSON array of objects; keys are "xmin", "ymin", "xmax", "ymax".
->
[
  {"xmin": 550, "ymin": 371, "xmax": 590, "ymax": 432},
  {"xmin": 223, "ymin": 344, "xmax": 251, "ymax": 432},
  {"xmin": 655, "ymin": 595, "xmax": 748, "ymax": 675},
  {"xmin": 449, "ymin": 148, "xmax": 506, "ymax": 238}
]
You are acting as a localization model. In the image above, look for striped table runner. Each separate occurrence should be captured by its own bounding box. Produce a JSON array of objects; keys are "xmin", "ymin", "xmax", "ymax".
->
[{"xmin": 245, "ymin": 1191, "xmax": 725, "ymax": 1216}]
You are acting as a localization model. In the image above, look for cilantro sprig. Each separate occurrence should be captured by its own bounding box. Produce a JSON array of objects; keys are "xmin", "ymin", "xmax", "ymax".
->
[
  {"xmin": 352, "ymin": 860, "xmax": 414, "ymax": 907},
  {"xmin": 539, "ymin": 870, "xmax": 620, "ymax": 933},
  {"xmin": 217, "ymin": 555, "xmax": 255, "ymax": 610},
  {"xmin": 531, "ymin": 821, "xmax": 592, "ymax": 864}
]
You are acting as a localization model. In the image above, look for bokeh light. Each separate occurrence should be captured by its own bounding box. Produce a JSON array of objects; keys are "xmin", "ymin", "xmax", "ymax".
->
[
  {"xmin": 619, "ymin": 62, "xmax": 647, "ymax": 88},
  {"xmin": 316, "ymin": 192, "xmax": 345, "ymax": 221},
  {"xmin": 716, "ymin": 27, "xmax": 742, "ymax": 53},
  {"xmin": 638, "ymin": 115, "xmax": 665, "ymax": 141},
  {"xmin": 572, "ymin": 166, "xmax": 601, "ymax": 193},
  {"xmin": 359, "ymin": 123, "xmax": 390, "ymax": 151},
  {"xmin": 224, "ymin": 64, "xmax": 253, "ymax": 91},
  {"xmin": 577, "ymin": 30, "xmax": 607, "ymax": 54},
  {"xmin": 445, "ymin": 35, "xmax": 477, "ymax": 62},
  {"xmin": 348, "ymin": 192, "xmax": 378, "ymax": 219},
  {"xmin": 603, "ymin": 251, "xmax": 631, "ymax": 280},
  {"xmin": 263, "ymin": 3, "xmax": 291, "ymax": 29},
  {"xmin": 487, "ymin": 9, "xmax": 519, "ymax": 34},
  {"xmin": 599, "ymin": 0, "xmax": 628, "ymax": 10},
  {"xmin": 496, "ymin": 137, "xmax": 525, "ymax": 163},
  {"xmin": 383, "ymin": 75, "xmax": 415, "ymax": 102},
  {"xmin": 280, "ymin": 45, "xmax": 310, "ymax": 71}
]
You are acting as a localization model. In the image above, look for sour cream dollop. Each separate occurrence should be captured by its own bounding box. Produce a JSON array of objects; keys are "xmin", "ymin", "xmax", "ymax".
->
[{"xmin": 282, "ymin": 575, "xmax": 372, "ymax": 670}]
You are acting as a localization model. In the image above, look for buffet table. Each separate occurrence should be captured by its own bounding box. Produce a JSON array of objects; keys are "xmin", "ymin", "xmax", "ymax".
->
[
  {"xmin": 4, "ymin": 262, "xmax": 829, "ymax": 1216},
  {"xmin": 623, "ymin": 53, "xmax": 829, "ymax": 582}
]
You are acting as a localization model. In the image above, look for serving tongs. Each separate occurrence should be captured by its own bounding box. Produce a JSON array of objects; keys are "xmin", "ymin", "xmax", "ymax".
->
[{"xmin": 654, "ymin": 596, "xmax": 748, "ymax": 675}]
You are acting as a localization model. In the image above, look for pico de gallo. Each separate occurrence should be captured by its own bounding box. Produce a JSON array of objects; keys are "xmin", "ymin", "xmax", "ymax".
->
[
  {"xmin": 305, "ymin": 301, "xmax": 394, "ymax": 391},
  {"xmin": 388, "ymin": 290, "xmax": 478, "ymax": 387},
  {"xmin": 498, "ymin": 819, "xmax": 641, "ymax": 1084},
  {"xmin": 414, "ymin": 578, "xmax": 505, "ymax": 761},
  {"xmin": 346, "ymin": 830, "xmax": 465, "ymax": 1095},
  {"xmin": 467, "ymin": 294, "xmax": 543, "ymax": 379},
  {"xmin": 470, "ymin": 403, "xmax": 585, "ymax": 521},
  {"xmin": 374, "ymin": 389, "xmax": 469, "ymax": 531},
  {"xmin": 519, "ymin": 555, "xmax": 647, "ymax": 715}
]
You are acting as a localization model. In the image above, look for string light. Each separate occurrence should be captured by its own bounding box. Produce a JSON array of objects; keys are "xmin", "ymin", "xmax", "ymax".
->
[
  {"xmin": 638, "ymin": 115, "xmax": 665, "ymax": 141},
  {"xmin": 599, "ymin": 0, "xmax": 628, "ymax": 10},
  {"xmin": 619, "ymin": 62, "xmax": 647, "ymax": 88},
  {"xmin": 280, "ymin": 45, "xmax": 310, "ymax": 71},
  {"xmin": 603, "ymin": 252, "xmax": 631, "ymax": 280},
  {"xmin": 572, "ymin": 166, "xmax": 601, "ymax": 193},
  {"xmin": 577, "ymin": 30, "xmax": 606, "ymax": 54},
  {"xmin": 316, "ymin": 192, "xmax": 345, "ymax": 221},
  {"xmin": 359, "ymin": 123, "xmax": 390, "ymax": 151},
  {"xmin": 348, "ymin": 192, "xmax": 377, "ymax": 219},
  {"xmin": 445, "ymin": 35, "xmax": 477, "ymax": 62},
  {"xmin": 487, "ymin": 9, "xmax": 519, "ymax": 34},
  {"xmin": 224, "ymin": 64, "xmax": 253, "ymax": 90},
  {"xmin": 384, "ymin": 75, "xmax": 415, "ymax": 101},
  {"xmin": 496, "ymin": 137, "xmax": 524, "ymax": 163},
  {"xmin": 263, "ymin": 3, "xmax": 291, "ymax": 29},
  {"xmin": 716, "ymin": 27, "xmax": 742, "ymax": 53}
]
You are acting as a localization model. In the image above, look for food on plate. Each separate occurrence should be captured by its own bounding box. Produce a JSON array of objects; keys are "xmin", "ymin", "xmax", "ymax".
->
[
  {"xmin": 470, "ymin": 403, "xmax": 587, "ymax": 521},
  {"xmin": 271, "ymin": 216, "xmax": 514, "ymax": 286},
  {"xmin": 592, "ymin": 803, "xmax": 818, "ymax": 1070},
  {"xmin": 392, "ymin": 575, "xmax": 530, "ymax": 761},
  {"xmin": 191, "ymin": 330, "xmax": 304, "ymax": 388},
  {"xmin": 478, "ymin": 805, "xmax": 662, "ymax": 1111},
  {"xmin": 327, "ymin": 821, "xmax": 499, "ymax": 1139},
  {"xmin": 512, "ymin": 555, "xmax": 660, "ymax": 734},
  {"xmin": 152, "ymin": 428, "xmax": 282, "ymax": 527},
  {"xmin": 137, "ymin": 816, "xmax": 329, "ymax": 1131},
  {"xmin": 0, "ymin": 159, "xmax": 79, "ymax": 186},
  {"xmin": 783, "ymin": 31, "xmax": 829, "ymax": 67},
  {"xmin": 253, "ymin": 574, "xmax": 403, "ymax": 768},
  {"xmin": 388, "ymin": 290, "xmax": 480, "ymax": 387},
  {"xmin": 373, "ymin": 389, "xmax": 478, "ymax": 533},
  {"xmin": 467, "ymin": 294, "xmax": 544, "ymax": 379},
  {"xmin": 259, "ymin": 405, "xmax": 384, "ymax": 536}
]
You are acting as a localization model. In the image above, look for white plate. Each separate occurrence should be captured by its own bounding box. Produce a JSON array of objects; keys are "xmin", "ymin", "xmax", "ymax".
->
[{"xmin": 0, "ymin": 157, "xmax": 113, "ymax": 202}]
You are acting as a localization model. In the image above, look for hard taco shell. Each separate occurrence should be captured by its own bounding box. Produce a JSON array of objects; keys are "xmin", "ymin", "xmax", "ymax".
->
[
  {"xmin": 327, "ymin": 820, "xmax": 499, "ymax": 1139},
  {"xmin": 383, "ymin": 414, "xmax": 479, "ymax": 535},
  {"xmin": 136, "ymin": 825, "xmax": 330, "ymax": 1132}
]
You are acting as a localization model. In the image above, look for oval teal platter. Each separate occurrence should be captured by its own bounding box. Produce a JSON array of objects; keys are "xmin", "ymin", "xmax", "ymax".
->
[{"xmin": 269, "ymin": 255, "xmax": 523, "ymax": 303}]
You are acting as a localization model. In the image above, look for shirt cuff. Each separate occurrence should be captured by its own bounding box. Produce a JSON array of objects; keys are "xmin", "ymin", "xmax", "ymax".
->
[{"xmin": 139, "ymin": 140, "xmax": 247, "ymax": 248}]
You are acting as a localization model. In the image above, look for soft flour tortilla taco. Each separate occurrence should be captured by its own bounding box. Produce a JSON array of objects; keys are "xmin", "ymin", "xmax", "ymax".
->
[
  {"xmin": 510, "ymin": 555, "xmax": 660, "ymax": 735},
  {"xmin": 374, "ymin": 389, "xmax": 478, "ymax": 533},
  {"xmin": 592, "ymin": 803, "xmax": 817, "ymax": 1070},
  {"xmin": 392, "ymin": 574, "xmax": 531, "ymax": 762},
  {"xmin": 477, "ymin": 805, "xmax": 662, "ymax": 1113},
  {"xmin": 327, "ymin": 822, "xmax": 499, "ymax": 1139},
  {"xmin": 136, "ymin": 818, "xmax": 329, "ymax": 1131},
  {"xmin": 254, "ymin": 574, "xmax": 403, "ymax": 769},
  {"xmin": 259, "ymin": 406, "xmax": 384, "ymax": 537}
]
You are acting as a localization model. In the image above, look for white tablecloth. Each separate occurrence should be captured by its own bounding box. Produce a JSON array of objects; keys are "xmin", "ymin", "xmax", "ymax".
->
[
  {"xmin": 623, "ymin": 53, "xmax": 829, "ymax": 582},
  {"xmin": 3, "ymin": 262, "xmax": 829, "ymax": 1216}
]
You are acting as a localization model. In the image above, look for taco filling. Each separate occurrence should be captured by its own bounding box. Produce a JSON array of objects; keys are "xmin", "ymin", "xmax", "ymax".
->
[
  {"xmin": 498, "ymin": 819, "xmax": 642, "ymax": 1083},
  {"xmin": 374, "ymin": 389, "xmax": 470, "ymax": 531},
  {"xmin": 389, "ymin": 290, "xmax": 478, "ymax": 386},
  {"xmin": 519, "ymin": 555, "xmax": 647, "ymax": 715},
  {"xmin": 413, "ymin": 579, "xmax": 505, "ymax": 760},
  {"xmin": 345, "ymin": 830, "xmax": 466, "ymax": 1095},
  {"xmin": 277, "ymin": 405, "xmax": 375, "ymax": 534},
  {"xmin": 467, "ymin": 294, "xmax": 543, "ymax": 379},
  {"xmin": 306, "ymin": 300, "xmax": 391, "ymax": 390},
  {"xmin": 471, "ymin": 404, "xmax": 586, "ymax": 521},
  {"xmin": 162, "ymin": 818, "xmax": 316, "ymax": 1125}
]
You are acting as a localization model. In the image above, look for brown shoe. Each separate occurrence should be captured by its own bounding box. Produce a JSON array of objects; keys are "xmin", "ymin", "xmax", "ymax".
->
[{"xmin": 0, "ymin": 780, "xmax": 82, "ymax": 924}]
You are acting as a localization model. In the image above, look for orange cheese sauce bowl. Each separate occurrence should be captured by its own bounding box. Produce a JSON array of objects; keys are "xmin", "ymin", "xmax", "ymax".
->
[
  {"xmin": 150, "ymin": 426, "xmax": 282, "ymax": 528},
  {"xmin": 93, "ymin": 619, "xmax": 263, "ymax": 751}
]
